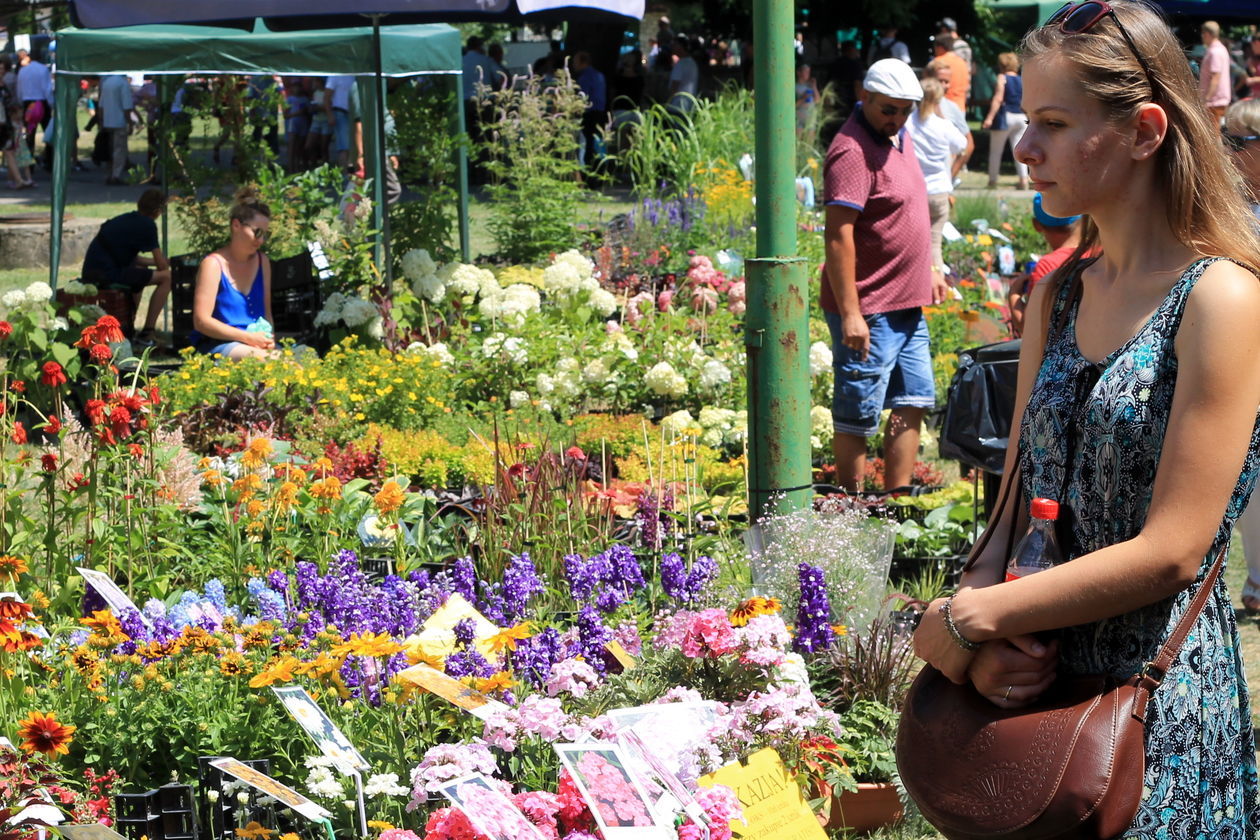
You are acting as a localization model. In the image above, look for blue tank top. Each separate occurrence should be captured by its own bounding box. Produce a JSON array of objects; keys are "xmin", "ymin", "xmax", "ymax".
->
[
  {"xmin": 188, "ymin": 255, "xmax": 265, "ymax": 345},
  {"xmin": 1001, "ymin": 74, "xmax": 1022, "ymax": 113}
]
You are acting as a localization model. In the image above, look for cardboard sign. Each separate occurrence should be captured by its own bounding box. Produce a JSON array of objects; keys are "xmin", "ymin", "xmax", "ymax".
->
[
  {"xmin": 76, "ymin": 568, "xmax": 151, "ymax": 630},
  {"xmin": 697, "ymin": 748, "xmax": 824, "ymax": 840},
  {"xmin": 394, "ymin": 663, "xmax": 508, "ymax": 722},
  {"xmin": 209, "ymin": 758, "xmax": 331, "ymax": 822},
  {"xmin": 404, "ymin": 593, "xmax": 501, "ymax": 666},
  {"xmin": 555, "ymin": 743, "xmax": 671, "ymax": 840},
  {"xmin": 437, "ymin": 774, "xmax": 546, "ymax": 840},
  {"xmin": 58, "ymin": 826, "xmax": 126, "ymax": 840},
  {"xmin": 272, "ymin": 686, "xmax": 370, "ymax": 775}
]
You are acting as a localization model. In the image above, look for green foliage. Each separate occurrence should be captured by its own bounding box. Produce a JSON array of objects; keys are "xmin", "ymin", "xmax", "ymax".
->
[
  {"xmin": 390, "ymin": 79, "xmax": 462, "ymax": 264},
  {"xmin": 479, "ymin": 72, "xmax": 587, "ymax": 263},
  {"xmin": 836, "ymin": 699, "xmax": 901, "ymax": 783}
]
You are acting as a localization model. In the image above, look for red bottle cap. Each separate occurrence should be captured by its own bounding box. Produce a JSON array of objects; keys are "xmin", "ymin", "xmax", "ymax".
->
[{"xmin": 1030, "ymin": 498, "xmax": 1059, "ymax": 520}]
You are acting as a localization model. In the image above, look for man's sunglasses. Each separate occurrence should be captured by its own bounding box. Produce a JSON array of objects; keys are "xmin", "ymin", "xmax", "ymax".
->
[
  {"xmin": 877, "ymin": 103, "xmax": 915, "ymax": 118},
  {"xmin": 1045, "ymin": 1, "xmax": 1155, "ymax": 91},
  {"xmin": 1224, "ymin": 133, "xmax": 1260, "ymax": 152}
]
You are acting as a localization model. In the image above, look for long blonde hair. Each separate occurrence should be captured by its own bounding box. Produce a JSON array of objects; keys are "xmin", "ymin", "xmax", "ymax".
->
[
  {"xmin": 918, "ymin": 77, "xmax": 944, "ymax": 119},
  {"xmin": 1020, "ymin": 0, "xmax": 1260, "ymax": 314}
]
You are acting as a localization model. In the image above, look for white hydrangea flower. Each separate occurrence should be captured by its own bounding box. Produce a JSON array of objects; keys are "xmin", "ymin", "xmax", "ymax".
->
[
  {"xmin": 423, "ymin": 342, "xmax": 455, "ymax": 366},
  {"xmin": 314, "ymin": 292, "xmax": 346, "ymax": 327},
  {"xmin": 810, "ymin": 405, "xmax": 833, "ymax": 451},
  {"xmin": 340, "ymin": 297, "xmax": 378, "ymax": 328},
  {"xmin": 582, "ymin": 358, "xmax": 609, "ymax": 384},
  {"xmin": 608, "ymin": 331, "xmax": 639, "ymax": 361},
  {"xmin": 536, "ymin": 372, "xmax": 556, "ymax": 395},
  {"xmin": 411, "ymin": 273, "xmax": 446, "ymax": 303},
  {"xmin": 699, "ymin": 406, "xmax": 737, "ymax": 430},
  {"xmin": 24, "ymin": 281, "xmax": 52, "ymax": 302},
  {"xmin": 661, "ymin": 409, "xmax": 696, "ymax": 436},
  {"xmin": 542, "ymin": 261, "xmax": 583, "ymax": 296},
  {"xmin": 809, "ymin": 341, "xmax": 834, "ymax": 378},
  {"xmin": 482, "ymin": 332, "xmax": 528, "ymax": 364},
  {"xmin": 553, "ymin": 249, "xmax": 595, "ymax": 277},
  {"xmin": 701, "ymin": 426, "xmax": 725, "ymax": 448},
  {"xmin": 509, "ymin": 390, "xmax": 530, "ymax": 409},
  {"xmin": 645, "ymin": 361, "xmax": 688, "ymax": 398},
  {"xmin": 366, "ymin": 317, "xmax": 385, "ymax": 339},
  {"xmin": 481, "ymin": 283, "xmax": 541, "ymax": 325},
  {"xmin": 2, "ymin": 289, "xmax": 26, "ymax": 309},
  {"xmin": 588, "ymin": 287, "xmax": 618, "ymax": 317},
  {"xmin": 699, "ymin": 359, "xmax": 731, "ymax": 391},
  {"xmin": 401, "ymin": 248, "xmax": 437, "ymax": 281},
  {"xmin": 725, "ymin": 410, "xmax": 750, "ymax": 447}
]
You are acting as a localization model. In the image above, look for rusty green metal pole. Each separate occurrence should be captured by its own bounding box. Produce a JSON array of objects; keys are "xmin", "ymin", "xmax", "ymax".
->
[{"xmin": 746, "ymin": 0, "xmax": 812, "ymax": 521}]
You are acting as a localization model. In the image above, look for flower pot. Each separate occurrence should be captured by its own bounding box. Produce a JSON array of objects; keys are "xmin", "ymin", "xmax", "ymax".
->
[{"xmin": 823, "ymin": 783, "xmax": 904, "ymax": 834}]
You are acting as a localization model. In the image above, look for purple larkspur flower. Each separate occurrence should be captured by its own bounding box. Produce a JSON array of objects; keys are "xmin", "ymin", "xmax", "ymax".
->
[
  {"xmin": 498, "ymin": 553, "xmax": 545, "ymax": 623},
  {"xmin": 118, "ymin": 608, "xmax": 150, "ymax": 643},
  {"xmin": 575, "ymin": 605, "xmax": 613, "ymax": 673},
  {"xmin": 453, "ymin": 617, "xmax": 477, "ymax": 649},
  {"xmin": 445, "ymin": 648, "xmax": 494, "ymax": 678},
  {"xmin": 793, "ymin": 562, "xmax": 835, "ymax": 654},
  {"xmin": 451, "ymin": 556, "xmax": 478, "ymax": 605},
  {"xmin": 142, "ymin": 599, "xmax": 167, "ymax": 622},
  {"xmin": 81, "ymin": 585, "xmax": 107, "ymax": 617},
  {"xmin": 266, "ymin": 569, "xmax": 289, "ymax": 594},
  {"xmin": 203, "ymin": 579, "xmax": 228, "ymax": 613},
  {"xmin": 512, "ymin": 627, "xmax": 566, "ymax": 688},
  {"xmin": 660, "ymin": 553, "xmax": 717, "ymax": 604}
]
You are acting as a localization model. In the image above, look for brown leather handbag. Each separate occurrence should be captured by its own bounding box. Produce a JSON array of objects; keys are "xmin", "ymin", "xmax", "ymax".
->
[{"xmin": 894, "ymin": 467, "xmax": 1226, "ymax": 840}]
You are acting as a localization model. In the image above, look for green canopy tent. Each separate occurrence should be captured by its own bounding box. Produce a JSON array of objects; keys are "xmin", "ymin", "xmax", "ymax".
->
[{"xmin": 50, "ymin": 19, "xmax": 466, "ymax": 288}]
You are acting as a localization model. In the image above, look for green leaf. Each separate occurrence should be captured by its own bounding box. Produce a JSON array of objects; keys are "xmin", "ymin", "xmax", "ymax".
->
[{"xmin": 51, "ymin": 342, "xmax": 76, "ymax": 369}]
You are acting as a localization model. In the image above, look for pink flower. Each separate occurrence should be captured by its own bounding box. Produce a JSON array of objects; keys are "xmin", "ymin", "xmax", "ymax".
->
[
  {"xmin": 690, "ymin": 286, "xmax": 719, "ymax": 314},
  {"xmin": 657, "ymin": 290, "xmax": 674, "ymax": 311},
  {"xmin": 681, "ymin": 608, "xmax": 737, "ymax": 658},
  {"xmin": 380, "ymin": 830, "xmax": 422, "ymax": 840},
  {"xmin": 512, "ymin": 791, "xmax": 562, "ymax": 840},
  {"xmin": 545, "ymin": 658, "xmax": 602, "ymax": 698},
  {"xmin": 625, "ymin": 292, "xmax": 654, "ymax": 325}
]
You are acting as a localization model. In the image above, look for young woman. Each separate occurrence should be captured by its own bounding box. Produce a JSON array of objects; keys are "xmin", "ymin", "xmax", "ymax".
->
[
  {"xmin": 187, "ymin": 188, "xmax": 275, "ymax": 360},
  {"xmin": 907, "ymin": 77, "xmax": 966, "ymax": 273},
  {"xmin": 913, "ymin": 1, "xmax": 1260, "ymax": 834},
  {"xmin": 981, "ymin": 52, "xmax": 1029, "ymax": 190}
]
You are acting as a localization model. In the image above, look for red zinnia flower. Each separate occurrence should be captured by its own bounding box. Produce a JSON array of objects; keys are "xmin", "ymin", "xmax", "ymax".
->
[
  {"xmin": 40, "ymin": 361, "xmax": 67, "ymax": 388},
  {"xmin": 0, "ymin": 321, "xmax": 12, "ymax": 339},
  {"xmin": 85, "ymin": 399, "xmax": 106, "ymax": 426},
  {"xmin": 44, "ymin": 415, "xmax": 61, "ymax": 434},
  {"xmin": 108, "ymin": 405, "xmax": 131, "ymax": 428},
  {"xmin": 41, "ymin": 453, "xmax": 57, "ymax": 472},
  {"xmin": 92, "ymin": 315, "xmax": 124, "ymax": 344},
  {"xmin": 128, "ymin": 443, "xmax": 143, "ymax": 458},
  {"xmin": 69, "ymin": 472, "xmax": 88, "ymax": 490},
  {"xmin": 10, "ymin": 380, "xmax": 24, "ymax": 393},
  {"xmin": 11, "ymin": 422, "xmax": 26, "ymax": 444},
  {"xmin": 565, "ymin": 446, "xmax": 587, "ymax": 460},
  {"xmin": 89, "ymin": 343, "xmax": 112, "ymax": 364}
]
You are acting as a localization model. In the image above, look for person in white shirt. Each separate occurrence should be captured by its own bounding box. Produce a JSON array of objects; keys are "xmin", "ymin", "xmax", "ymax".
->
[
  {"xmin": 324, "ymin": 75, "xmax": 355, "ymax": 168},
  {"xmin": 667, "ymin": 37, "xmax": 699, "ymax": 113},
  {"xmin": 907, "ymin": 77, "xmax": 966, "ymax": 273},
  {"xmin": 98, "ymin": 74, "xmax": 133, "ymax": 184}
]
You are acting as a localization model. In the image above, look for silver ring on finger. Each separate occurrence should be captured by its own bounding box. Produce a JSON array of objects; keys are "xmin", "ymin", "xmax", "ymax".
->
[{"xmin": 1004, "ymin": 684, "xmax": 1013, "ymax": 701}]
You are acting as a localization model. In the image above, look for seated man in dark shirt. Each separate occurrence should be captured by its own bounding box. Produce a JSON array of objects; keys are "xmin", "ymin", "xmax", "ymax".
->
[{"xmin": 80, "ymin": 187, "xmax": 171, "ymax": 347}]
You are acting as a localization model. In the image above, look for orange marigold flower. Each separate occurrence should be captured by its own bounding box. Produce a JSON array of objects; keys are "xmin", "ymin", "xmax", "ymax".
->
[
  {"xmin": 234, "ymin": 822, "xmax": 276, "ymax": 840},
  {"xmin": 241, "ymin": 437, "xmax": 274, "ymax": 471},
  {"xmin": 17, "ymin": 710, "xmax": 76, "ymax": 755},
  {"xmin": 373, "ymin": 481, "xmax": 405, "ymax": 515},
  {"xmin": 309, "ymin": 476, "xmax": 342, "ymax": 501}
]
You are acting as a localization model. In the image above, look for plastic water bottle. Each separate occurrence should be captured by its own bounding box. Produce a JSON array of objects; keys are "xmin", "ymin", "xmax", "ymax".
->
[{"xmin": 1006, "ymin": 498, "xmax": 1063, "ymax": 581}]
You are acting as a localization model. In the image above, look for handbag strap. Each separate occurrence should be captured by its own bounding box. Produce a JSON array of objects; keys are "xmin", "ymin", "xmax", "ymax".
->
[
  {"xmin": 961, "ymin": 462, "xmax": 1023, "ymax": 579},
  {"xmin": 1132, "ymin": 542, "xmax": 1228, "ymax": 722}
]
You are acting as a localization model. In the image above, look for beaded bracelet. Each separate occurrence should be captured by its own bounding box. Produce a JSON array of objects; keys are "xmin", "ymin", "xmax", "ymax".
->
[{"xmin": 940, "ymin": 593, "xmax": 980, "ymax": 652}]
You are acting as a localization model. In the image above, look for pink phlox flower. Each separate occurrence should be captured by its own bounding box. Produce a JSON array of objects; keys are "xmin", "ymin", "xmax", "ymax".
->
[
  {"xmin": 734, "ymin": 614, "xmax": 791, "ymax": 667},
  {"xmin": 681, "ymin": 608, "xmax": 737, "ymax": 658},
  {"xmin": 652, "ymin": 610, "xmax": 698, "ymax": 651},
  {"xmin": 545, "ymin": 658, "xmax": 602, "ymax": 698},
  {"xmin": 512, "ymin": 791, "xmax": 562, "ymax": 840}
]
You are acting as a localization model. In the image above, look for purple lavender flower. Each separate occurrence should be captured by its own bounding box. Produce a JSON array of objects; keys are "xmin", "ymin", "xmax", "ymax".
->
[
  {"xmin": 445, "ymin": 648, "xmax": 494, "ymax": 678},
  {"xmin": 453, "ymin": 617, "xmax": 477, "ymax": 649},
  {"xmin": 513, "ymin": 627, "xmax": 566, "ymax": 688},
  {"xmin": 575, "ymin": 605, "xmax": 613, "ymax": 673},
  {"xmin": 793, "ymin": 562, "xmax": 835, "ymax": 654},
  {"xmin": 498, "ymin": 553, "xmax": 545, "ymax": 623},
  {"xmin": 451, "ymin": 556, "xmax": 478, "ymax": 605}
]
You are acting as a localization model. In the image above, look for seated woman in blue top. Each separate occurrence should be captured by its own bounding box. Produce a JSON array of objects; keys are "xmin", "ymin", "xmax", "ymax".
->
[{"xmin": 188, "ymin": 188, "xmax": 275, "ymax": 359}]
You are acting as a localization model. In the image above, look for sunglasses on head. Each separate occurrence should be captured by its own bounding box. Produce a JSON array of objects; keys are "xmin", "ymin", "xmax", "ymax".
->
[
  {"xmin": 1224, "ymin": 132, "xmax": 1260, "ymax": 152},
  {"xmin": 1045, "ymin": 1, "xmax": 1155, "ymax": 91}
]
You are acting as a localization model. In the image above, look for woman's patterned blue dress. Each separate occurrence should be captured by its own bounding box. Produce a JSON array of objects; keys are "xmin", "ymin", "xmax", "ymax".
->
[{"xmin": 1017, "ymin": 257, "xmax": 1260, "ymax": 838}]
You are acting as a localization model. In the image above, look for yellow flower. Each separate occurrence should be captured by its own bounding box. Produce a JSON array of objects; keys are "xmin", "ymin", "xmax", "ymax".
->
[
  {"xmin": 331, "ymin": 631, "xmax": 404, "ymax": 660},
  {"xmin": 80, "ymin": 609, "xmax": 125, "ymax": 639},
  {"xmin": 730, "ymin": 596, "xmax": 782, "ymax": 627},
  {"xmin": 248, "ymin": 656, "xmax": 300, "ymax": 688},
  {"xmin": 367, "ymin": 823, "xmax": 394, "ymax": 833},
  {"xmin": 486, "ymin": 622, "xmax": 532, "ymax": 654},
  {"xmin": 471, "ymin": 671, "xmax": 515, "ymax": 694},
  {"xmin": 273, "ymin": 481, "xmax": 300, "ymax": 512}
]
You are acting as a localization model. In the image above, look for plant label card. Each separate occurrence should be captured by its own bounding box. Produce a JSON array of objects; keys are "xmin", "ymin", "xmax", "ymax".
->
[
  {"xmin": 604, "ymin": 640, "xmax": 637, "ymax": 671},
  {"xmin": 76, "ymin": 568, "xmax": 151, "ymax": 630},
  {"xmin": 617, "ymin": 730, "xmax": 709, "ymax": 838},
  {"xmin": 406, "ymin": 593, "xmax": 501, "ymax": 664},
  {"xmin": 58, "ymin": 826, "xmax": 128, "ymax": 840},
  {"xmin": 436, "ymin": 774, "xmax": 546, "ymax": 840},
  {"xmin": 395, "ymin": 663, "xmax": 508, "ymax": 722},
  {"xmin": 605, "ymin": 701, "xmax": 720, "ymax": 777},
  {"xmin": 554, "ymin": 743, "xmax": 672, "ymax": 840},
  {"xmin": 272, "ymin": 685, "xmax": 369, "ymax": 776},
  {"xmin": 698, "ymin": 748, "xmax": 824, "ymax": 840},
  {"xmin": 209, "ymin": 757, "xmax": 331, "ymax": 822}
]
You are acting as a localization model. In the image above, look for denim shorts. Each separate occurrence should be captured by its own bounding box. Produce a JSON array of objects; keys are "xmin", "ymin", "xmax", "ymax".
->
[
  {"xmin": 824, "ymin": 306, "xmax": 937, "ymax": 437},
  {"xmin": 332, "ymin": 108, "xmax": 351, "ymax": 153},
  {"xmin": 195, "ymin": 340, "xmax": 244, "ymax": 358}
]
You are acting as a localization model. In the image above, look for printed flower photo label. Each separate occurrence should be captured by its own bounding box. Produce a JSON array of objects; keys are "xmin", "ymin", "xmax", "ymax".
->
[
  {"xmin": 698, "ymin": 748, "xmax": 826, "ymax": 840},
  {"xmin": 437, "ymin": 774, "xmax": 546, "ymax": 840},
  {"xmin": 555, "ymin": 743, "xmax": 672, "ymax": 840},
  {"xmin": 395, "ymin": 663, "xmax": 509, "ymax": 721},
  {"xmin": 605, "ymin": 701, "xmax": 720, "ymax": 778},
  {"xmin": 272, "ymin": 685, "xmax": 370, "ymax": 775},
  {"xmin": 209, "ymin": 757, "xmax": 331, "ymax": 822},
  {"xmin": 76, "ymin": 567, "xmax": 151, "ymax": 630}
]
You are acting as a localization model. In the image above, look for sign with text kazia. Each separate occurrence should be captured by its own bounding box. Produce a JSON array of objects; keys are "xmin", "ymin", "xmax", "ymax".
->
[
  {"xmin": 272, "ymin": 685, "xmax": 370, "ymax": 775},
  {"xmin": 697, "ymin": 748, "xmax": 826, "ymax": 840},
  {"xmin": 209, "ymin": 758, "xmax": 331, "ymax": 822}
]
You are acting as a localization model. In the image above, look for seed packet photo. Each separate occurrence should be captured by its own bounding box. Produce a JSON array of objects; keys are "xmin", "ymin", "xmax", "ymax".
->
[{"xmin": 554, "ymin": 743, "xmax": 671, "ymax": 840}]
